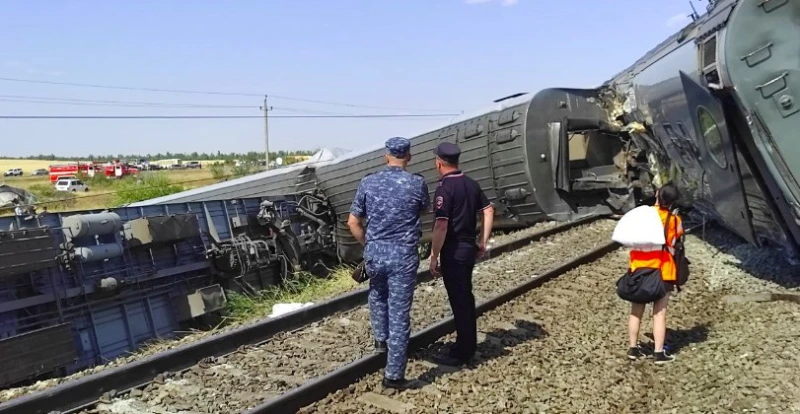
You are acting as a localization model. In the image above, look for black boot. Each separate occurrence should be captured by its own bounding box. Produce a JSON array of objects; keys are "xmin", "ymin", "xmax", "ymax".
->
[
  {"xmin": 374, "ymin": 340, "xmax": 387, "ymax": 353},
  {"xmin": 432, "ymin": 354, "xmax": 468, "ymax": 367},
  {"xmin": 382, "ymin": 377, "xmax": 414, "ymax": 390}
]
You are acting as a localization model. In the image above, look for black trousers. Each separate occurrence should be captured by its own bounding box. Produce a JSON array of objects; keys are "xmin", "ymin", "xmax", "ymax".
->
[{"xmin": 441, "ymin": 249, "xmax": 477, "ymax": 360}]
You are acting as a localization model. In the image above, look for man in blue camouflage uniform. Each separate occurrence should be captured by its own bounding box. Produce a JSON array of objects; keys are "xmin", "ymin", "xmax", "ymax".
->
[{"xmin": 347, "ymin": 136, "xmax": 430, "ymax": 390}]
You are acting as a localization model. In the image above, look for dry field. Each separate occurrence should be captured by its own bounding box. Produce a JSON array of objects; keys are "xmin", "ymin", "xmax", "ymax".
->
[
  {"xmin": 0, "ymin": 159, "xmax": 228, "ymax": 212},
  {"xmin": 0, "ymin": 159, "xmax": 222, "ymax": 172}
]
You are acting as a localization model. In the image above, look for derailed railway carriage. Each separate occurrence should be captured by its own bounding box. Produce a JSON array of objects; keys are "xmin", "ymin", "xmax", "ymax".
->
[
  {"xmin": 0, "ymin": 195, "xmax": 337, "ymax": 389},
  {"xmin": 3, "ymin": 0, "xmax": 798, "ymax": 393},
  {"xmin": 135, "ymin": 93, "xmax": 651, "ymax": 263},
  {"xmin": 135, "ymin": 0, "xmax": 800, "ymax": 260}
]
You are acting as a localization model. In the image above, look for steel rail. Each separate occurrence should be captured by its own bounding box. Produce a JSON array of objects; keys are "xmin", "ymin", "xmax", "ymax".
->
[
  {"xmin": 243, "ymin": 221, "xmax": 704, "ymax": 414},
  {"xmin": 0, "ymin": 214, "xmax": 607, "ymax": 414},
  {"xmin": 244, "ymin": 239, "xmax": 622, "ymax": 414}
]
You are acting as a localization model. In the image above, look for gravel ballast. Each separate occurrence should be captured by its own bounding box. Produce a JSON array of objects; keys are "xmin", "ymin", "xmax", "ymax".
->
[
  {"xmin": 82, "ymin": 219, "xmax": 617, "ymax": 413},
  {"xmin": 0, "ymin": 221, "xmax": 562, "ymax": 405},
  {"xmin": 301, "ymin": 225, "xmax": 800, "ymax": 413}
]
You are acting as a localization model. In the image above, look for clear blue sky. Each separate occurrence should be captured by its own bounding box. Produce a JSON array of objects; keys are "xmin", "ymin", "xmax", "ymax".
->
[{"xmin": 0, "ymin": 0, "xmax": 698, "ymax": 158}]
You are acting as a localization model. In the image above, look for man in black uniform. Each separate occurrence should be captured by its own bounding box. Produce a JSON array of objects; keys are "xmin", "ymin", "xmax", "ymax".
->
[{"xmin": 428, "ymin": 142, "xmax": 494, "ymax": 366}]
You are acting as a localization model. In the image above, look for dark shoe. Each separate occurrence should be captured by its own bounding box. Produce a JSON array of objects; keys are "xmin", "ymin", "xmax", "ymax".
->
[
  {"xmin": 653, "ymin": 350, "xmax": 675, "ymax": 365},
  {"xmin": 382, "ymin": 377, "xmax": 414, "ymax": 390},
  {"xmin": 432, "ymin": 354, "xmax": 468, "ymax": 366},
  {"xmin": 627, "ymin": 346, "xmax": 646, "ymax": 360},
  {"xmin": 374, "ymin": 340, "xmax": 387, "ymax": 353}
]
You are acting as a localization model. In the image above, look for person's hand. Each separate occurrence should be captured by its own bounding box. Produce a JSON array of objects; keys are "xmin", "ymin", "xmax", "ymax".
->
[
  {"xmin": 429, "ymin": 255, "xmax": 441, "ymax": 278},
  {"xmin": 477, "ymin": 241, "xmax": 488, "ymax": 259}
]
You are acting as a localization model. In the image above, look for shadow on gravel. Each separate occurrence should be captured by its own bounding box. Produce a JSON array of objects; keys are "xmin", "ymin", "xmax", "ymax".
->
[
  {"xmin": 693, "ymin": 224, "xmax": 800, "ymax": 290},
  {"xmin": 410, "ymin": 319, "xmax": 548, "ymax": 387},
  {"xmin": 642, "ymin": 323, "xmax": 710, "ymax": 355}
]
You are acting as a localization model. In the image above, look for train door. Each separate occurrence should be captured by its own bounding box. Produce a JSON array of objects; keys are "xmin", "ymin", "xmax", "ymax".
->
[{"xmin": 680, "ymin": 70, "xmax": 755, "ymax": 243}]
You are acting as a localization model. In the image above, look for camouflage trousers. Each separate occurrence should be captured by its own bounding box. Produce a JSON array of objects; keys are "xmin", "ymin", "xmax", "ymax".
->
[{"xmin": 365, "ymin": 248, "xmax": 418, "ymax": 381}]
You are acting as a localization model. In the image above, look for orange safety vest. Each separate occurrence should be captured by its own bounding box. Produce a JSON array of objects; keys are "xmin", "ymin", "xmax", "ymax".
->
[{"xmin": 628, "ymin": 206, "xmax": 684, "ymax": 282}]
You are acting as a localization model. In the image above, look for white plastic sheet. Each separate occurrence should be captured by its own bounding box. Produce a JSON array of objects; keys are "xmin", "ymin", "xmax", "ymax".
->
[
  {"xmin": 269, "ymin": 302, "xmax": 314, "ymax": 318},
  {"xmin": 611, "ymin": 205, "xmax": 666, "ymax": 247}
]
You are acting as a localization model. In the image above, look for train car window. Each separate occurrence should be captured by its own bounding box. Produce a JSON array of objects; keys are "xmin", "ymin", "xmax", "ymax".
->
[
  {"xmin": 701, "ymin": 36, "xmax": 720, "ymax": 86},
  {"xmin": 697, "ymin": 107, "xmax": 727, "ymax": 169},
  {"xmin": 702, "ymin": 37, "xmax": 717, "ymax": 70}
]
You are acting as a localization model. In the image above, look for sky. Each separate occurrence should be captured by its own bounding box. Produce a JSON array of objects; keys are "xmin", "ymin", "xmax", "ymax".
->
[{"xmin": 0, "ymin": 0, "xmax": 701, "ymax": 158}]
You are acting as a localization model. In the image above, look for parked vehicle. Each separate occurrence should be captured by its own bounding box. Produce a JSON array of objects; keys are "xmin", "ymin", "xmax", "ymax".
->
[
  {"xmin": 4, "ymin": 168, "xmax": 23, "ymax": 177},
  {"xmin": 49, "ymin": 162, "xmax": 95, "ymax": 183},
  {"xmin": 184, "ymin": 161, "xmax": 202, "ymax": 169},
  {"xmin": 30, "ymin": 169, "xmax": 48, "ymax": 176},
  {"xmin": 54, "ymin": 178, "xmax": 89, "ymax": 192}
]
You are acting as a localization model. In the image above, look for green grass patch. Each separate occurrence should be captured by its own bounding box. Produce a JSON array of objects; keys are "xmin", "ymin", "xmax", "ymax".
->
[
  {"xmin": 112, "ymin": 173, "xmax": 184, "ymax": 206},
  {"xmin": 224, "ymin": 266, "xmax": 358, "ymax": 323},
  {"xmin": 27, "ymin": 183, "xmax": 78, "ymax": 210},
  {"xmin": 208, "ymin": 163, "xmax": 227, "ymax": 180}
]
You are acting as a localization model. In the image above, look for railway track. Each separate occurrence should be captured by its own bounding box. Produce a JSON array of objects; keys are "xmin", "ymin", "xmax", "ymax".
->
[
  {"xmin": 0, "ymin": 215, "xmax": 614, "ymax": 414},
  {"xmin": 242, "ymin": 233, "xmax": 622, "ymax": 414},
  {"xmin": 300, "ymin": 223, "xmax": 800, "ymax": 413}
]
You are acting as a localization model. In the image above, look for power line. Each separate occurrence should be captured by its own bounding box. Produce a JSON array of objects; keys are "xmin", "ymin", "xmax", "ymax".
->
[
  {"xmin": 0, "ymin": 98, "xmax": 258, "ymax": 109},
  {"xmin": 0, "ymin": 95, "xmax": 403, "ymax": 116},
  {"xmin": 0, "ymin": 95, "xmax": 380, "ymax": 115},
  {"xmin": 0, "ymin": 113, "xmax": 458, "ymax": 119},
  {"xmin": 0, "ymin": 76, "xmax": 262, "ymax": 97},
  {"xmin": 0, "ymin": 94, "xmax": 257, "ymax": 109},
  {"xmin": 0, "ymin": 76, "xmax": 462, "ymax": 113}
]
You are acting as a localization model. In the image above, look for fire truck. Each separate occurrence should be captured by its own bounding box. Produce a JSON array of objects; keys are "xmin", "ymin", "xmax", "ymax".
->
[{"xmin": 49, "ymin": 161, "xmax": 139, "ymax": 183}]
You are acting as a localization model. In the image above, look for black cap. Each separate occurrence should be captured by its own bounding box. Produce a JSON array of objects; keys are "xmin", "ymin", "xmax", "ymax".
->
[{"xmin": 433, "ymin": 142, "xmax": 461, "ymax": 164}]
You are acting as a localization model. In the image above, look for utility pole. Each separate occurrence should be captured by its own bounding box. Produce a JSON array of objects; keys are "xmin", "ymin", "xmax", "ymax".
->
[{"xmin": 262, "ymin": 95, "xmax": 270, "ymax": 171}]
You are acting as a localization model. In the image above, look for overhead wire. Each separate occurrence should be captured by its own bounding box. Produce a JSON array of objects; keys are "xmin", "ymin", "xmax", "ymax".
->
[
  {"xmin": 0, "ymin": 94, "xmax": 257, "ymax": 109},
  {"xmin": 0, "ymin": 76, "xmax": 462, "ymax": 113},
  {"xmin": 0, "ymin": 113, "xmax": 459, "ymax": 119},
  {"xmin": 0, "ymin": 95, "xmax": 398, "ymax": 116}
]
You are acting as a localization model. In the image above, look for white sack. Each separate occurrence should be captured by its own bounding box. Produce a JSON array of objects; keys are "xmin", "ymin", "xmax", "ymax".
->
[
  {"xmin": 269, "ymin": 302, "xmax": 314, "ymax": 318},
  {"xmin": 611, "ymin": 205, "xmax": 666, "ymax": 247}
]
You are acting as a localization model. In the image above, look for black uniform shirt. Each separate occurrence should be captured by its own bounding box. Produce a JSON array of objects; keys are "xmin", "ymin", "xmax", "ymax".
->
[{"xmin": 433, "ymin": 170, "xmax": 491, "ymax": 253}]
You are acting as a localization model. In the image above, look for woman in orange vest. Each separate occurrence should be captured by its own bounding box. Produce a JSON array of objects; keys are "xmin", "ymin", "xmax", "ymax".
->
[{"xmin": 626, "ymin": 182, "xmax": 683, "ymax": 364}]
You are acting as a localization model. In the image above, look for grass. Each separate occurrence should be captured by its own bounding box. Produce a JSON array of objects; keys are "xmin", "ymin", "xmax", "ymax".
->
[
  {"xmin": 0, "ymin": 159, "xmax": 224, "ymax": 172},
  {"xmin": 0, "ymin": 166, "xmax": 235, "ymax": 213},
  {"xmin": 0, "ymin": 157, "xmax": 282, "ymax": 214},
  {"xmin": 224, "ymin": 266, "xmax": 359, "ymax": 323},
  {"xmin": 112, "ymin": 173, "xmax": 185, "ymax": 205},
  {"xmin": 81, "ymin": 265, "xmax": 360, "ymax": 369}
]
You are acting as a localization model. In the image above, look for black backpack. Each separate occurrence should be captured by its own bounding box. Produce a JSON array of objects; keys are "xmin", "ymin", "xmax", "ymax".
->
[{"xmin": 665, "ymin": 210, "xmax": 690, "ymax": 291}]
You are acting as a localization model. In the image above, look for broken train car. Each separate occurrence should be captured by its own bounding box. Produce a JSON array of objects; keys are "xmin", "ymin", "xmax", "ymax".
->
[
  {"xmin": 0, "ymin": 195, "xmax": 336, "ymax": 388},
  {"xmin": 597, "ymin": 0, "xmax": 800, "ymax": 257},
  {"xmin": 135, "ymin": 0, "xmax": 800, "ymax": 259}
]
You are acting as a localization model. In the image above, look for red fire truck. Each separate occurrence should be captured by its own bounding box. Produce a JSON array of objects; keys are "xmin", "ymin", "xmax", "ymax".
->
[
  {"xmin": 49, "ymin": 162, "xmax": 96, "ymax": 183},
  {"xmin": 49, "ymin": 160, "xmax": 139, "ymax": 183}
]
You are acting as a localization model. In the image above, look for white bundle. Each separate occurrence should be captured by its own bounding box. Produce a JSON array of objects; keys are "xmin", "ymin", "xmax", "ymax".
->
[
  {"xmin": 611, "ymin": 205, "xmax": 665, "ymax": 247},
  {"xmin": 269, "ymin": 302, "xmax": 314, "ymax": 318}
]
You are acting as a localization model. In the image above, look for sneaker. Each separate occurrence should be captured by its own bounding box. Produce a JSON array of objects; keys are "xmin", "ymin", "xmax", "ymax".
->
[
  {"xmin": 374, "ymin": 340, "xmax": 387, "ymax": 353},
  {"xmin": 653, "ymin": 350, "xmax": 675, "ymax": 364},
  {"xmin": 627, "ymin": 346, "xmax": 646, "ymax": 360}
]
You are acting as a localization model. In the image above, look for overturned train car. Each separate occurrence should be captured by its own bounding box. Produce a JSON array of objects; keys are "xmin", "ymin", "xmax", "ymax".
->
[
  {"xmin": 0, "ymin": 195, "xmax": 336, "ymax": 388},
  {"xmin": 135, "ymin": 0, "xmax": 800, "ymax": 259},
  {"xmin": 596, "ymin": 0, "xmax": 800, "ymax": 257},
  {"xmin": 133, "ymin": 100, "xmax": 650, "ymax": 263}
]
